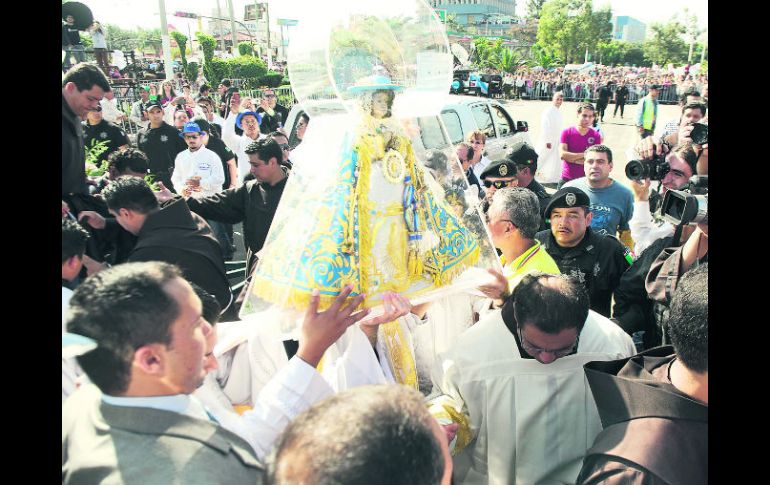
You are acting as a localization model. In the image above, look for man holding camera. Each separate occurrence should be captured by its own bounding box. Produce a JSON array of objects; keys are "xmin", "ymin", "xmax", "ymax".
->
[{"xmin": 612, "ymin": 141, "xmax": 702, "ymax": 350}]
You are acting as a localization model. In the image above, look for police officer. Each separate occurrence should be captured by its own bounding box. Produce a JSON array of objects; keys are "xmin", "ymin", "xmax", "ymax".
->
[
  {"xmin": 136, "ymin": 100, "xmax": 187, "ymax": 193},
  {"xmin": 479, "ymin": 159, "xmax": 518, "ymax": 212},
  {"xmin": 83, "ymin": 104, "xmax": 130, "ymax": 165},
  {"xmin": 507, "ymin": 140, "xmax": 551, "ymax": 230},
  {"xmin": 535, "ymin": 187, "xmax": 631, "ymax": 318}
]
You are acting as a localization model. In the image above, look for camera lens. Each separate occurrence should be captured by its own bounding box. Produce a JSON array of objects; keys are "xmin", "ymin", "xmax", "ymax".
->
[{"xmin": 625, "ymin": 160, "xmax": 648, "ymax": 180}]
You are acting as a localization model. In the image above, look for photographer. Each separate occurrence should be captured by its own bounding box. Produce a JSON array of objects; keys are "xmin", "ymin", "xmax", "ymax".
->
[
  {"xmin": 612, "ymin": 141, "xmax": 701, "ymax": 350},
  {"xmin": 627, "ymin": 141, "xmax": 700, "ymax": 255}
]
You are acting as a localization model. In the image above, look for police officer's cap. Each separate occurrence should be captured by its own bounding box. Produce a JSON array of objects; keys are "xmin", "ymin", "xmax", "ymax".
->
[
  {"xmin": 544, "ymin": 187, "xmax": 590, "ymax": 219},
  {"xmin": 480, "ymin": 159, "xmax": 517, "ymax": 180},
  {"xmin": 507, "ymin": 141, "xmax": 538, "ymax": 168}
]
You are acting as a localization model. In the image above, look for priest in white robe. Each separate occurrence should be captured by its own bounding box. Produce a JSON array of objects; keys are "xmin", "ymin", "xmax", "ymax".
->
[
  {"xmin": 536, "ymin": 91, "xmax": 564, "ymax": 184},
  {"xmin": 428, "ymin": 272, "xmax": 635, "ymax": 485}
]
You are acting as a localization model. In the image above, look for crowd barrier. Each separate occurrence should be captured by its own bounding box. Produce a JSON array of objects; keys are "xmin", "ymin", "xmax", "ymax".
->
[{"xmin": 505, "ymin": 80, "xmax": 700, "ymax": 106}]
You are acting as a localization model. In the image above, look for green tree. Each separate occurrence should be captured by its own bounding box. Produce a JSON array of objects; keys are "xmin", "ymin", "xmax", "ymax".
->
[
  {"xmin": 643, "ymin": 20, "xmax": 688, "ymax": 66},
  {"xmin": 623, "ymin": 44, "xmax": 648, "ymax": 67},
  {"xmin": 493, "ymin": 48, "xmax": 526, "ymax": 74},
  {"xmin": 528, "ymin": 42, "xmax": 562, "ymax": 69},
  {"xmin": 238, "ymin": 42, "xmax": 254, "ymax": 57},
  {"xmin": 536, "ymin": 0, "xmax": 612, "ymax": 64},
  {"xmin": 445, "ymin": 14, "xmax": 468, "ymax": 34},
  {"xmin": 170, "ymin": 31, "xmax": 189, "ymax": 78},
  {"xmin": 196, "ymin": 32, "xmax": 218, "ymax": 81},
  {"xmin": 526, "ymin": 0, "xmax": 547, "ymax": 19}
]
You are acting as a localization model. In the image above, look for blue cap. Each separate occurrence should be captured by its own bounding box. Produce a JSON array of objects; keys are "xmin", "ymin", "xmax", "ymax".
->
[
  {"xmin": 179, "ymin": 121, "xmax": 205, "ymax": 138},
  {"xmin": 236, "ymin": 111, "xmax": 262, "ymax": 130},
  {"xmin": 347, "ymin": 75, "xmax": 404, "ymax": 93}
]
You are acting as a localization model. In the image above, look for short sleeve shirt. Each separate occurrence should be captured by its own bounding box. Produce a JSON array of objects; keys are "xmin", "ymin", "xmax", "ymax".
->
[
  {"xmin": 560, "ymin": 127, "xmax": 602, "ymax": 181},
  {"xmin": 563, "ymin": 177, "xmax": 635, "ymax": 236}
]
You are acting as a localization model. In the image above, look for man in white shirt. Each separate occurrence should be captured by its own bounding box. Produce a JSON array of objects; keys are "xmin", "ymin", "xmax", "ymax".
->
[
  {"xmin": 63, "ymin": 261, "xmax": 371, "ymax": 481},
  {"xmin": 99, "ymin": 89, "xmax": 127, "ymax": 124},
  {"xmin": 129, "ymin": 86, "xmax": 151, "ymax": 130},
  {"xmin": 536, "ymin": 90, "xmax": 564, "ymax": 184},
  {"xmin": 171, "ymin": 122, "xmax": 225, "ymax": 199},
  {"xmin": 233, "ymin": 111, "xmax": 266, "ymax": 184},
  {"xmin": 429, "ymin": 272, "xmax": 635, "ymax": 485}
]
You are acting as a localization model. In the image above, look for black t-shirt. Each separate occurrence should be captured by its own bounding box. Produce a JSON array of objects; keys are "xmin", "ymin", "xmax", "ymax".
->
[
  {"xmin": 83, "ymin": 120, "xmax": 130, "ymax": 164},
  {"xmin": 63, "ymin": 24, "xmax": 81, "ymax": 45},
  {"xmin": 206, "ymin": 136, "xmax": 236, "ymax": 189},
  {"xmin": 136, "ymin": 122, "xmax": 188, "ymax": 191}
]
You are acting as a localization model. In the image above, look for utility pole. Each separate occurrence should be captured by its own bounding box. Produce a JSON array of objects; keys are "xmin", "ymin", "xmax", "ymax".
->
[
  {"xmin": 215, "ymin": 0, "xmax": 226, "ymax": 53},
  {"xmin": 227, "ymin": 0, "xmax": 237, "ymax": 54},
  {"xmin": 264, "ymin": 2, "xmax": 273, "ymax": 70},
  {"xmin": 158, "ymin": 0, "xmax": 174, "ymax": 80}
]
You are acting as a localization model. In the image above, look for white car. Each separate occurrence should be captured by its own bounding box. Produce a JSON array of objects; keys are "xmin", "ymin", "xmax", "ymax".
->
[{"xmin": 283, "ymin": 94, "xmax": 531, "ymax": 162}]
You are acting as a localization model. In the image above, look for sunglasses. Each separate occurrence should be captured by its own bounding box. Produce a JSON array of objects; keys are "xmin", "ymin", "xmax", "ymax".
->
[
  {"xmin": 278, "ymin": 143, "xmax": 290, "ymax": 149},
  {"xmin": 483, "ymin": 180, "xmax": 514, "ymax": 189}
]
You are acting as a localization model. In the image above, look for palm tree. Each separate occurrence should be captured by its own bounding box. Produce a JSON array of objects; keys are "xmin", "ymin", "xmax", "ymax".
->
[
  {"xmin": 494, "ymin": 48, "xmax": 526, "ymax": 74},
  {"xmin": 528, "ymin": 43, "xmax": 562, "ymax": 70}
]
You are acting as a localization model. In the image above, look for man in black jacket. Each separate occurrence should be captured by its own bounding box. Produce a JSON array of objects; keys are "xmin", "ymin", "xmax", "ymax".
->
[
  {"xmin": 102, "ymin": 177, "xmax": 233, "ymax": 318},
  {"xmin": 577, "ymin": 263, "xmax": 707, "ymax": 485},
  {"xmin": 256, "ymin": 88, "xmax": 289, "ymax": 134},
  {"xmin": 157, "ymin": 138, "xmax": 288, "ymax": 277},
  {"xmin": 535, "ymin": 187, "xmax": 631, "ymax": 318},
  {"xmin": 137, "ymin": 100, "xmax": 188, "ymax": 192}
]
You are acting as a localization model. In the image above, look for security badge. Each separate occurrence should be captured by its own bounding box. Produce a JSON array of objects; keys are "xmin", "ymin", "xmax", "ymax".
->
[
  {"xmin": 160, "ymin": 134, "xmax": 168, "ymax": 143},
  {"xmin": 99, "ymin": 132, "xmax": 108, "ymax": 139},
  {"xmin": 565, "ymin": 193, "xmax": 577, "ymax": 206},
  {"xmin": 498, "ymin": 164, "xmax": 508, "ymax": 176}
]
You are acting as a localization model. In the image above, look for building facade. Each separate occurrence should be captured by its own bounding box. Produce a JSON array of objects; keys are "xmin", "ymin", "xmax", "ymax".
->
[
  {"xmin": 612, "ymin": 16, "xmax": 646, "ymax": 43},
  {"xmin": 430, "ymin": 0, "xmax": 517, "ymax": 33}
]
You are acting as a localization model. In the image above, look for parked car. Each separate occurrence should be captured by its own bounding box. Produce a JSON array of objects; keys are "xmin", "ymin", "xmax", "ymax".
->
[
  {"xmin": 450, "ymin": 68, "xmax": 488, "ymax": 96},
  {"xmin": 284, "ymin": 95, "xmax": 531, "ymax": 163}
]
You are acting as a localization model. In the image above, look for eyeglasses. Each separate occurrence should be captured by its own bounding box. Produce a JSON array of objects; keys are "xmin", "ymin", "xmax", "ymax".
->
[
  {"xmin": 278, "ymin": 143, "xmax": 290, "ymax": 149},
  {"xmin": 483, "ymin": 180, "xmax": 514, "ymax": 189},
  {"xmin": 517, "ymin": 325, "xmax": 579, "ymax": 359},
  {"xmin": 264, "ymin": 94, "xmax": 276, "ymax": 98}
]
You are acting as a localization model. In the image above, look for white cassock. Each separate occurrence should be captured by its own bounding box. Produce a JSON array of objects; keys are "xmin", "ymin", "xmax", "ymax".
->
[
  {"xmin": 428, "ymin": 310, "xmax": 635, "ymax": 485},
  {"xmin": 536, "ymin": 105, "xmax": 563, "ymax": 184}
]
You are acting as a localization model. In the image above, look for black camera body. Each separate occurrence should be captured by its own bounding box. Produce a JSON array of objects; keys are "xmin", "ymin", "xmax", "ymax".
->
[
  {"xmin": 625, "ymin": 154, "xmax": 670, "ymax": 181},
  {"xmin": 661, "ymin": 175, "xmax": 708, "ymax": 226},
  {"xmin": 689, "ymin": 122, "xmax": 708, "ymax": 145}
]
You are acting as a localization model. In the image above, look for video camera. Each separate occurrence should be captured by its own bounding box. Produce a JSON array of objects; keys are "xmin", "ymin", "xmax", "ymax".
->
[
  {"xmin": 625, "ymin": 153, "xmax": 670, "ymax": 181},
  {"xmin": 660, "ymin": 175, "xmax": 708, "ymax": 226}
]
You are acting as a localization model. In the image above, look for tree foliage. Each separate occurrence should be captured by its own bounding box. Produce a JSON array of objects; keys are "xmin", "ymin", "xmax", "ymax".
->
[
  {"xmin": 528, "ymin": 42, "xmax": 562, "ymax": 69},
  {"xmin": 526, "ymin": 0, "xmax": 547, "ymax": 19},
  {"xmin": 103, "ymin": 24, "xmax": 162, "ymax": 56},
  {"xmin": 536, "ymin": 0, "xmax": 612, "ymax": 64},
  {"xmin": 596, "ymin": 40, "xmax": 649, "ymax": 67},
  {"xmin": 643, "ymin": 20, "xmax": 688, "ymax": 66},
  {"xmin": 238, "ymin": 42, "xmax": 254, "ymax": 57},
  {"xmin": 196, "ymin": 33, "xmax": 218, "ymax": 81}
]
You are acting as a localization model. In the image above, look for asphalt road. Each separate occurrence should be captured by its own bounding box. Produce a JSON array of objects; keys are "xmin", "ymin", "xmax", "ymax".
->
[
  {"xmin": 498, "ymin": 98, "xmax": 683, "ymax": 187},
  {"xmin": 230, "ymin": 98, "xmax": 683, "ymax": 263}
]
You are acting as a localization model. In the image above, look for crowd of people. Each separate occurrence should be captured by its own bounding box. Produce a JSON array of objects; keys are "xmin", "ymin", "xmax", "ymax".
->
[
  {"xmin": 62, "ymin": 60, "xmax": 707, "ymax": 484},
  {"xmin": 476, "ymin": 64, "xmax": 708, "ymax": 106}
]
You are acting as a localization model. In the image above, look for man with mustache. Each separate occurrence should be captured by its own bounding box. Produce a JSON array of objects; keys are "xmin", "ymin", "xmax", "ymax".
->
[{"xmin": 535, "ymin": 187, "xmax": 631, "ymax": 318}]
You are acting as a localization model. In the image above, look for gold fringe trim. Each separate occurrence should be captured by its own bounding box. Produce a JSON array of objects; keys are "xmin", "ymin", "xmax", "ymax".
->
[
  {"xmin": 428, "ymin": 396, "xmax": 474, "ymax": 455},
  {"xmin": 381, "ymin": 320, "xmax": 418, "ymax": 390}
]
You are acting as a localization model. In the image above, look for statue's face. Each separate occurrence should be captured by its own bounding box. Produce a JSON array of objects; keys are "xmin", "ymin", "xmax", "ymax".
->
[{"xmin": 371, "ymin": 91, "xmax": 390, "ymax": 119}]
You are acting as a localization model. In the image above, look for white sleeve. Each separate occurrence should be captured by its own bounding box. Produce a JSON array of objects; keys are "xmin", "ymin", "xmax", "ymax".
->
[
  {"xmin": 319, "ymin": 325, "xmax": 389, "ymax": 391},
  {"xmin": 170, "ymin": 154, "xmax": 184, "ymax": 191},
  {"xmin": 235, "ymin": 356, "xmax": 333, "ymax": 461},
  {"xmin": 222, "ymin": 114, "xmax": 239, "ymax": 152},
  {"xmin": 203, "ymin": 151, "xmax": 225, "ymax": 194},
  {"xmin": 629, "ymin": 200, "xmax": 674, "ymax": 255}
]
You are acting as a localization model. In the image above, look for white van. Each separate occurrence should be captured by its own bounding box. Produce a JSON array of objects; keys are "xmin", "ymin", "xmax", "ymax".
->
[{"xmin": 283, "ymin": 94, "xmax": 531, "ymax": 162}]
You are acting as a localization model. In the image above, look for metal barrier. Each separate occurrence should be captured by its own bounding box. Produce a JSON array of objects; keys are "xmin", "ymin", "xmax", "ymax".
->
[{"xmin": 507, "ymin": 80, "xmax": 697, "ymax": 105}]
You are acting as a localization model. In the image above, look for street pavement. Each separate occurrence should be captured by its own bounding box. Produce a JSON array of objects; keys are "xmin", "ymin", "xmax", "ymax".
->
[
  {"xmin": 498, "ymin": 98, "xmax": 683, "ymax": 187},
  {"xmin": 230, "ymin": 98, "xmax": 683, "ymax": 263}
]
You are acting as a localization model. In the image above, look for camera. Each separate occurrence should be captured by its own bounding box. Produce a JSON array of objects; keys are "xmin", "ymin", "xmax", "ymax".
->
[
  {"xmin": 625, "ymin": 154, "xmax": 670, "ymax": 181},
  {"xmin": 660, "ymin": 175, "xmax": 708, "ymax": 225},
  {"xmin": 689, "ymin": 122, "xmax": 708, "ymax": 145}
]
